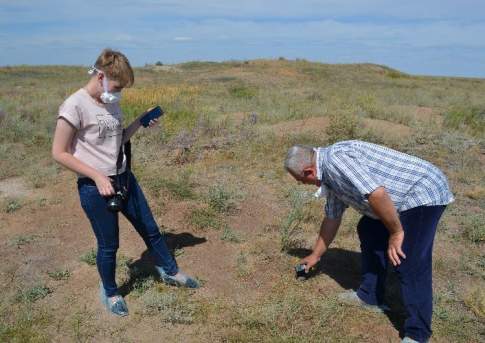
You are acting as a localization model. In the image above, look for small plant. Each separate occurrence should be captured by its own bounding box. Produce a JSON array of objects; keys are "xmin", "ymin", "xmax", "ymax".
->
[
  {"xmin": 189, "ymin": 208, "xmax": 221, "ymax": 230},
  {"xmin": 132, "ymin": 277, "xmax": 156, "ymax": 297},
  {"xmin": 140, "ymin": 287, "xmax": 198, "ymax": 324},
  {"xmin": 8, "ymin": 235, "xmax": 36, "ymax": 247},
  {"xmin": 463, "ymin": 213, "xmax": 485, "ymax": 244},
  {"xmin": 156, "ymin": 170, "xmax": 196, "ymax": 200},
  {"xmin": 17, "ymin": 285, "xmax": 52, "ymax": 303},
  {"xmin": 5, "ymin": 199, "xmax": 22, "ymax": 213},
  {"xmin": 220, "ymin": 225, "xmax": 241, "ymax": 243},
  {"xmin": 47, "ymin": 269, "xmax": 70, "ymax": 281},
  {"xmin": 236, "ymin": 252, "xmax": 250, "ymax": 277},
  {"xmin": 280, "ymin": 190, "xmax": 311, "ymax": 252},
  {"xmin": 208, "ymin": 185, "xmax": 237, "ymax": 213},
  {"xmin": 79, "ymin": 249, "xmax": 97, "ymax": 266}
]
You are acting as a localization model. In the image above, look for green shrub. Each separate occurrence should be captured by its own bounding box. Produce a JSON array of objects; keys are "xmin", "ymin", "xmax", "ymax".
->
[
  {"xmin": 47, "ymin": 269, "xmax": 70, "ymax": 281},
  {"xmin": 189, "ymin": 208, "xmax": 221, "ymax": 230},
  {"xmin": 229, "ymin": 84, "xmax": 257, "ymax": 99},
  {"xmin": 325, "ymin": 112, "xmax": 360, "ymax": 144},
  {"xmin": 220, "ymin": 225, "xmax": 242, "ymax": 243},
  {"xmin": 207, "ymin": 185, "xmax": 237, "ymax": 213},
  {"xmin": 444, "ymin": 106, "xmax": 485, "ymax": 137},
  {"xmin": 17, "ymin": 285, "xmax": 52, "ymax": 303},
  {"xmin": 79, "ymin": 249, "xmax": 97, "ymax": 266},
  {"xmin": 463, "ymin": 213, "xmax": 485, "ymax": 243}
]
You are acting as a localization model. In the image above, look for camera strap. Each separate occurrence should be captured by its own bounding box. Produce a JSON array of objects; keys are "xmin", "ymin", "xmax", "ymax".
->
[{"xmin": 115, "ymin": 138, "xmax": 131, "ymax": 193}]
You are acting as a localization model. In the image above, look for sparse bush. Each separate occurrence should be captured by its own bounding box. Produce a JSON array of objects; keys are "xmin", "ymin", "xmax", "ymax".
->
[
  {"xmin": 444, "ymin": 106, "xmax": 485, "ymax": 137},
  {"xmin": 325, "ymin": 112, "xmax": 360, "ymax": 145},
  {"xmin": 9, "ymin": 234, "xmax": 36, "ymax": 247},
  {"xmin": 140, "ymin": 287, "xmax": 197, "ymax": 324},
  {"xmin": 207, "ymin": 185, "xmax": 237, "ymax": 213},
  {"xmin": 229, "ymin": 84, "xmax": 257, "ymax": 99},
  {"xmin": 189, "ymin": 208, "xmax": 221, "ymax": 230},
  {"xmin": 220, "ymin": 225, "xmax": 241, "ymax": 243},
  {"xmin": 5, "ymin": 199, "xmax": 22, "ymax": 213},
  {"xmin": 463, "ymin": 213, "xmax": 485, "ymax": 243},
  {"xmin": 47, "ymin": 269, "xmax": 70, "ymax": 281},
  {"xmin": 17, "ymin": 285, "xmax": 52, "ymax": 303},
  {"xmin": 280, "ymin": 190, "xmax": 312, "ymax": 252},
  {"xmin": 79, "ymin": 249, "xmax": 97, "ymax": 266}
]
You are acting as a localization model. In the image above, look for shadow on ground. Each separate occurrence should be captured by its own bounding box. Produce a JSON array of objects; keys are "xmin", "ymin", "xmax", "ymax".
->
[
  {"xmin": 118, "ymin": 231, "xmax": 206, "ymax": 296},
  {"xmin": 287, "ymin": 247, "xmax": 406, "ymax": 337}
]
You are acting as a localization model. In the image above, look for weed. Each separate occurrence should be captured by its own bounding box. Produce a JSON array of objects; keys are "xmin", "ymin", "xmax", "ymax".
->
[
  {"xmin": 47, "ymin": 269, "xmax": 70, "ymax": 281},
  {"xmin": 5, "ymin": 199, "xmax": 22, "ymax": 213},
  {"xmin": 220, "ymin": 225, "xmax": 242, "ymax": 243},
  {"xmin": 79, "ymin": 249, "xmax": 97, "ymax": 266},
  {"xmin": 17, "ymin": 285, "xmax": 52, "ymax": 303},
  {"xmin": 140, "ymin": 286, "xmax": 198, "ymax": 325},
  {"xmin": 189, "ymin": 208, "xmax": 221, "ymax": 230},
  {"xmin": 207, "ymin": 185, "xmax": 237, "ymax": 213},
  {"xmin": 8, "ymin": 234, "xmax": 37, "ymax": 247}
]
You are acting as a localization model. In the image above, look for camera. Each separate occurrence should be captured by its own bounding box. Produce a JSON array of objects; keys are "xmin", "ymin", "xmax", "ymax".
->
[
  {"xmin": 107, "ymin": 185, "xmax": 128, "ymax": 212},
  {"xmin": 295, "ymin": 263, "xmax": 308, "ymax": 280}
]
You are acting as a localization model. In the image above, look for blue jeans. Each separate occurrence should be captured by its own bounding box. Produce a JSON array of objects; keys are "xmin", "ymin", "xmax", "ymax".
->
[
  {"xmin": 78, "ymin": 171, "xmax": 178, "ymax": 297},
  {"xmin": 356, "ymin": 205, "xmax": 446, "ymax": 342}
]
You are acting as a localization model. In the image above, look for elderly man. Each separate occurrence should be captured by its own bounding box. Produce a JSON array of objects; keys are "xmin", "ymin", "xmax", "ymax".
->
[{"xmin": 285, "ymin": 140, "xmax": 453, "ymax": 343}]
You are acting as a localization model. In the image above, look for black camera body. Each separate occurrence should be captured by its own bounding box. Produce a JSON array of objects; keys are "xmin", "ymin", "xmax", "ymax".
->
[
  {"xmin": 107, "ymin": 185, "xmax": 128, "ymax": 212},
  {"xmin": 295, "ymin": 264, "xmax": 308, "ymax": 280}
]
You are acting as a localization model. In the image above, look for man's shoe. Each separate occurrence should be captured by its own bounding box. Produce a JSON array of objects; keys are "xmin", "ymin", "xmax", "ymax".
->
[
  {"xmin": 156, "ymin": 267, "xmax": 200, "ymax": 289},
  {"xmin": 337, "ymin": 290, "xmax": 390, "ymax": 313},
  {"xmin": 99, "ymin": 283, "xmax": 129, "ymax": 317}
]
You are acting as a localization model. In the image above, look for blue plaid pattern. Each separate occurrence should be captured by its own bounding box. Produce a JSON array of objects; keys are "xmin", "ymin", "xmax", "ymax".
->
[{"xmin": 316, "ymin": 140, "xmax": 454, "ymax": 219}]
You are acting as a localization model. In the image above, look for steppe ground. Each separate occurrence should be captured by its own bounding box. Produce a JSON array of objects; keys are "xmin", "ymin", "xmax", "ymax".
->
[{"xmin": 0, "ymin": 60, "xmax": 484, "ymax": 342}]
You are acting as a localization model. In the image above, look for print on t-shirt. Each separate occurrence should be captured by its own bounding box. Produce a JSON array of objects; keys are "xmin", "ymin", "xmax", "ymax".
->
[{"xmin": 96, "ymin": 113, "xmax": 122, "ymax": 138}]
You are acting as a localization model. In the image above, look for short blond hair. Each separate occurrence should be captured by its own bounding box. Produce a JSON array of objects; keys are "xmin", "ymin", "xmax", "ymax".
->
[{"xmin": 94, "ymin": 49, "xmax": 134, "ymax": 88}]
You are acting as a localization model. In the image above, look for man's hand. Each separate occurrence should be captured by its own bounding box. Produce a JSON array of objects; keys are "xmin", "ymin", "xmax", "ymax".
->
[
  {"xmin": 299, "ymin": 254, "xmax": 320, "ymax": 273},
  {"xmin": 388, "ymin": 230, "xmax": 406, "ymax": 266}
]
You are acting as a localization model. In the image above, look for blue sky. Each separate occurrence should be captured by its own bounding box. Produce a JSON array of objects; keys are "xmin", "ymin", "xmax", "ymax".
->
[{"xmin": 1, "ymin": 0, "xmax": 484, "ymax": 77}]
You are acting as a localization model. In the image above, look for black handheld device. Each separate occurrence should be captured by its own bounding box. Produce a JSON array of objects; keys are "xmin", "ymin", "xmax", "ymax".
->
[
  {"xmin": 140, "ymin": 106, "xmax": 164, "ymax": 127},
  {"xmin": 295, "ymin": 264, "xmax": 308, "ymax": 280}
]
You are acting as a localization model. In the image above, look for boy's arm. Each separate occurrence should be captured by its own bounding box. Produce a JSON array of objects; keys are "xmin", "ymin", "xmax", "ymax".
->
[
  {"xmin": 52, "ymin": 118, "xmax": 115, "ymax": 196},
  {"xmin": 122, "ymin": 108, "xmax": 159, "ymax": 144}
]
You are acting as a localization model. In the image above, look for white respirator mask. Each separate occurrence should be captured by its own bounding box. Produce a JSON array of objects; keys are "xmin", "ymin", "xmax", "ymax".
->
[{"xmin": 88, "ymin": 66, "xmax": 122, "ymax": 104}]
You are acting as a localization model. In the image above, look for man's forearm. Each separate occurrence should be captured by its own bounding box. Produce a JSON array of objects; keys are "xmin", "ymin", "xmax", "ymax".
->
[
  {"xmin": 312, "ymin": 217, "xmax": 341, "ymax": 257},
  {"xmin": 368, "ymin": 187, "xmax": 403, "ymax": 234}
]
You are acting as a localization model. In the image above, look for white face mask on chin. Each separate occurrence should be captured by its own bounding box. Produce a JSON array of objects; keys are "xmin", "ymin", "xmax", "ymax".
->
[{"xmin": 100, "ymin": 76, "xmax": 122, "ymax": 104}]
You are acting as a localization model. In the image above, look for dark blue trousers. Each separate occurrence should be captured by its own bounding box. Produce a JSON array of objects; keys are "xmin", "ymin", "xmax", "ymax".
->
[
  {"xmin": 78, "ymin": 171, "xmax": 178, "ymax": 297},
  {"xmin": 356, "ymin": 205, "xmax": 446, "ymax": 342}
]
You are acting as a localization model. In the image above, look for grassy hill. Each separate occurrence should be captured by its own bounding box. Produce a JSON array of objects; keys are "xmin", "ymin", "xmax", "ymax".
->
[{"xmin": 0, "ymin": 60, "xmax": 483, "ymax": 342}]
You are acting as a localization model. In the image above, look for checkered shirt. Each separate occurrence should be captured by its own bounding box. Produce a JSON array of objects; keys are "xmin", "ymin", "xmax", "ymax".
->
[{"xmin": 315, "ymin": 140, "xmax": 454, "ymax": 219}]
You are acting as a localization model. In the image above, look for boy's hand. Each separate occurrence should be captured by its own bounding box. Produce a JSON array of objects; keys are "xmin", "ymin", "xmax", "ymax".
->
[
  {"xmin": 147, "ymin": 118, "xmax": 159, "ymax": 128},
  {"xmin": 94, "ymin": 174, "xmax": 115, "ymax": 197}
]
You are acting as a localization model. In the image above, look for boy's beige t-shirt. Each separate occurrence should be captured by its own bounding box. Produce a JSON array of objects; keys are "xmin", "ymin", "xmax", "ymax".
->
[{"xmin": 58, "ymin": 88, "xmax": 126, "ymax": 177}]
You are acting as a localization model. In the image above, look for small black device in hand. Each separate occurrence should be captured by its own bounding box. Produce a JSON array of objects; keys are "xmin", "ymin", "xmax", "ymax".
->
[
  {"xmin": 107, "ymin": 184, "xmax": 128, "ymax": 212},
  {"xmin": 140, "ymin": 106, "xmax": 164, "ymax": 127},
  {"xmin": 295, "ymin": 264, "xmax": 308, "ymax": 280}
]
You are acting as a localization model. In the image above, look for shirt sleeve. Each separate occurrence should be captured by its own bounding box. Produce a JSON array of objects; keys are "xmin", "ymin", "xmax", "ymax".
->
[
  {"xmin": 324, "ymin": 190, "xmax": 348, "ymax": 219},
  {"xmin": 331, "ymin": 150, "xmax": 381, "ymax": 198},
  {"xmin": 58, "ymin": 99, "xmax": 81, "ymax": 129}
]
